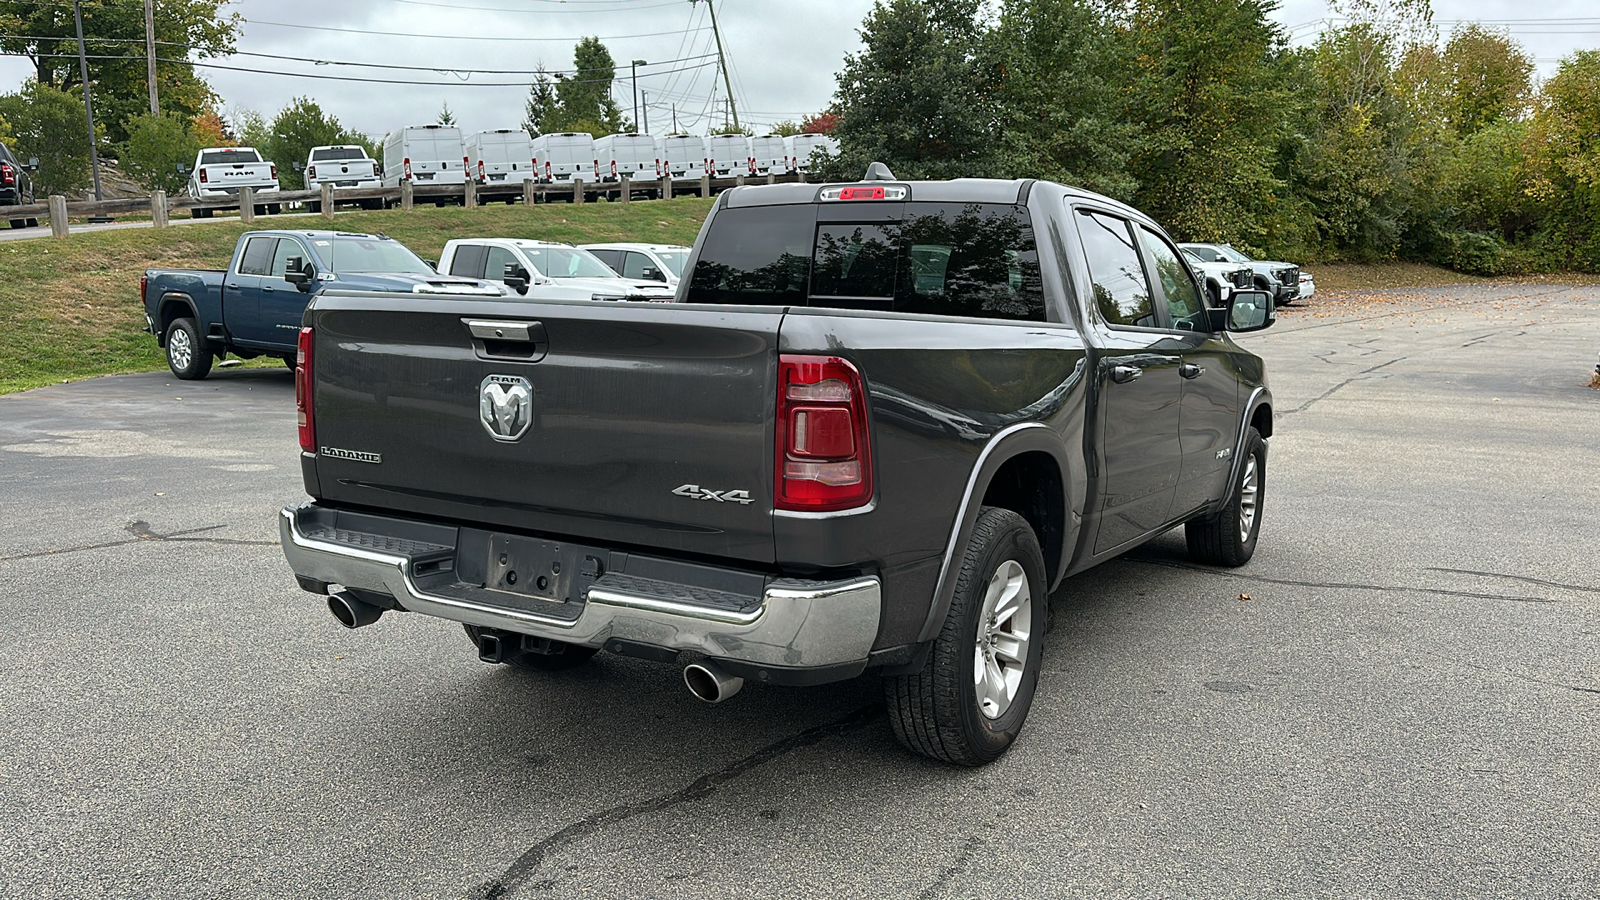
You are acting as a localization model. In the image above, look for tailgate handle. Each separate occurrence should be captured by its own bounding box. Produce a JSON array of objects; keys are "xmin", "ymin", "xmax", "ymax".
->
[{"xmin": 464, "ymin": 318, "xmax": 547, "ymax": 361}]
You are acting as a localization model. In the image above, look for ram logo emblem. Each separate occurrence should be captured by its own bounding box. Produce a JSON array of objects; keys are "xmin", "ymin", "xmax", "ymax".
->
[
  {"xmin": 673, "ymin": 484, "xmax": 754, "ymax": 505},
  {"xmin": 479, "ymin": 374, "xmax": 533, "ymax": 442}
]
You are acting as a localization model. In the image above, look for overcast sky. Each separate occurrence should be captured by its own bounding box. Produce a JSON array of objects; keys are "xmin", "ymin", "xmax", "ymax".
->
[{"xmin": 2, "ymin": 0, "xmax": 1597, "ymax": 143}]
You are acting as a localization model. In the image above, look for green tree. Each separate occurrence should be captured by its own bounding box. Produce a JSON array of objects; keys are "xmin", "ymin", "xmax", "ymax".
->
[
  {"xmin": 988, "ymin": 0, "xmax": 1137, "ymax": 199},
  {"xmin": 120, "ymin": 110, "xmax": 200, "ymax": 195},
  {"xmin": 769, "ymin": 120, "xmax": 804, "ymax": 137},
  {"xmin": 523, "ymin": 68, "xmax": 558, "ymax": 136},
  {"xmin": 0, "ymin": 81, "xmax": 97, "ymax": 194},
  {"xmin": 231, "ymin": 108, "xmax": 270, "ymax": 150},
  {"xmin": 1124, "ymin": 0, "xmax": 1290, "ymax": 248},
  {"xmin": 1440, "ymin": 24, "xmax": 1533, "ymax": 137},
  {"xmin": 823, "ymin": 0, "xmax": 1000, "ymax": 181},
  {"xmin": 437, "ymin": 103, "xmax": 456, "ymax": 126},
  {"xmin": 1528, "ymin": 50, "xmax": 1600, "ymax": 268},
  {"xmin": 552, "ymin": 37, "xmax": 626, "ymax": 136},
  {"xmin": 0, "ymin": 0, "xmax": 238, "ymax": 144}
]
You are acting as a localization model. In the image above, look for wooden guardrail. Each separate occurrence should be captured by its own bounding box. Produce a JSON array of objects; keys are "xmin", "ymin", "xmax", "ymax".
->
[{"xmin": 14, "ymin": 172, "xmax": 810, "ymax": 239}]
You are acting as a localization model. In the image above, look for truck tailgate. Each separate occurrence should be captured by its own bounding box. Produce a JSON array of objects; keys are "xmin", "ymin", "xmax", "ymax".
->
[{"xmin": 307, "ymin": 293, "xmax": 781, "ymax": 563}]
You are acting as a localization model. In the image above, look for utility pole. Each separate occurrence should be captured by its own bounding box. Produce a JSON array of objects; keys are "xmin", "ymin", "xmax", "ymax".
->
[
  {"xmin": 690, "ymin": 0, "xmax": 738, "ymax": 132},
  {"xmin": 144, "ymin": 0, "xmax": 158, "ymax": 115},
  {"xmin": 641, "ymin": 91, "xmax": 649, "ymax": 134},
  {"xmin": 630, "ymin": 59, "xmax": 646, "ymax": 133},
  {"xmin": 73, "ymin": 0, "xmax": 103, "ymax": 200}
]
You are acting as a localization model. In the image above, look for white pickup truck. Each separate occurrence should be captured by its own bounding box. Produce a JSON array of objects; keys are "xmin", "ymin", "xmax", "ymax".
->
[
  {"xmin": 188, "ymin": 147, "xmax": 279, "ymax": 217},
  {"xmin": 438, "ymin": 238, "xmax": 675, "ymax": 302}
]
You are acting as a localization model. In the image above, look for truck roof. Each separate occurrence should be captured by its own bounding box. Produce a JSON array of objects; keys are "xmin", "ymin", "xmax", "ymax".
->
[
  {"xmin": 718, "ymin": 175, "xmax": 1150, "ymax": 222},
  {"xmin": 446, "ymin": 237, "xmax": 575, "ymax": 249}
]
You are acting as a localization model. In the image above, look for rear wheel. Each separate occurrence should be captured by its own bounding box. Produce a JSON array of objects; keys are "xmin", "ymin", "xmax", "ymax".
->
[
  {"xmin": 164, "ymin": 317, "xmax": 213, "ymax": 380},
  {"xmin": 8, "ymin": 219, "xmax": 24, "ymax": 229},
  {"xmin": 280, "ymin": 355, "xmax": 297, "ymax": 370},
  {"xmin": 193, "ymin": 208, "xmax": 212, "ymax": 219},
  {"xmin": 463, "ymin": 624, "xmax": 598, "ymax": 671},
  {"xmin": 885, "ymin": 507, "xmax": 1046, "ymax": 766},
  {"xmin": 307, "ymin": 201, "xmax": 321, "ymax": 214},
  {"xmin": 1186, "ymin": 426, "xmax": 1265, "ymax": 567}
]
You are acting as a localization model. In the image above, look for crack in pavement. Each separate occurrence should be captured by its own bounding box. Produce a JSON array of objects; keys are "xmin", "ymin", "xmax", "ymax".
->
[
  {"xmin": 1130, "ymin": 558, "xmax": 1553, "ymax": 603},
  {"xmin": 471, "ymin": 703, "xmax": 882, "ymax": 899},
  {"xmin": 0, "ymin": 520, "xmax": 276, "ymax": 563},
  {"xmin": 1410, "ymin": 647, "xmax": 1599, "ymax": 696},
  {"xmin": 1425, "ymin": 567, "xmax": 1599, "ymax": 595},
  {"xmin": 1282, "ymin": 357, "xmax": 1406, "ymax": 416},
  {"xmin": 916, "ymin": 836, "xmax": 985, "ymax": 900}
]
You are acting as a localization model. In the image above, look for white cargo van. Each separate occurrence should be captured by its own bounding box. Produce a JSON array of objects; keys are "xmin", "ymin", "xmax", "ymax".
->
[
  {"xmin": 466, "ymin": 129, "xmax": 534, "ymax": 185},
  {"xmin": 532, "ymin": 132, "xmax": 595, "ymax": 184},
  {"xmin": 785, "ymin": 133, "xmax": 839, "ymax": 174},
  {"xmin": 594, "ymin": 133, "xmax": 657, "ymax": 182},
  {"xmin": 749, "ymin": 135, "xmax": 786, "ymax": 177},
  {"xmin": 656, "ymin": 134, "xmax": 706, "ymax": 181},
  {"xmin": 705, "ymin": 134, "xmax": 751, "ymax": 177},
  {"xmin": 382, "ymin": 125, "xmax": 467, "ymax": 187}
]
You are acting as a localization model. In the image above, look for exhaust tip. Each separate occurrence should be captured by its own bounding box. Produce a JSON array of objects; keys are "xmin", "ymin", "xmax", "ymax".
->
[
  {"xmin": 327, "ymin": 591, "xmax": 383, "ymax": 629},
  {"xmin": 684, "ymin": 661, "xmax": 744, "ymax": 704}
]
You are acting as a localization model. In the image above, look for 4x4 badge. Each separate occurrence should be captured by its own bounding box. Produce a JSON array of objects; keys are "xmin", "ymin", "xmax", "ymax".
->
[{"xmin": 673, "ymin": 484, "xmax": 754, "ymax": 505}]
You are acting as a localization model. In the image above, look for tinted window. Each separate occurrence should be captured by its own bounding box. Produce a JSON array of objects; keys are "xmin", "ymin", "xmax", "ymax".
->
[
  {"xmin": 686, "ymin": 202, "xmax": 1043, "ymax": 321},
  {"xmin": 312, "ymin": 147, "xmax": 366, "ymax": 161},
  {"xmin": 587, "ymin": 249, "xmax": 622, "ymax": 272},
  {"xmin": 485, "ymin": 247, "xmax": 520, "ymax": 282},
  {"xmin": 686, "ymin": 205, "xmax": 815, "ymax": 305},
  {"xmin": 201, "ymin": 149, "xmax": 261, "ymax": 165},
  {"xmin": 449, "ymin": 244, "xmax": 488, "ymax": 278},
  {"xmin": 270, "ymin": 238, "xmax": 303, "ymax": 279},
  {"xmin": 238, "ymin": 237, "xmax": 277, "ymax": 276},
  {"xmin": 1139, "ymin": 227, "xmax": 1205, "ymax": 326},
  {"xmin": 1185, "ymin": 245, "xmax": 1223, "ymax": 263},
  {"xmin": 1077, "ymin": 211, "xmax": 1154, "ymax": 327},
  {"xmin": 621, "ymin": 252, "xmax": 655, "ymax": 280}
]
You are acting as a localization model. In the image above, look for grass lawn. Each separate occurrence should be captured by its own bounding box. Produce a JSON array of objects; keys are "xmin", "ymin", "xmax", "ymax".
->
[{"xmin": 0, "ymin": 198, "xmax": 714, "ymax": 394}]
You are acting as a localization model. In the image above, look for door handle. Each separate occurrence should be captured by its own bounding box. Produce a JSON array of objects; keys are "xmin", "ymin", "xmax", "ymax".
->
[
  {"xmin": 1180, "ymin": 363, "xmax": 1205, "ymax": 379},
  {"xmin": 1110, "ymin": 365, "xmax": 1142, "ymax": 384},
  {"xmin": 224, "ymin": 283, "xmax": 241, "ymax": 291},
  {"xmin": 262, "ymin": 285, "xmax": 275, "ymax": 293}
]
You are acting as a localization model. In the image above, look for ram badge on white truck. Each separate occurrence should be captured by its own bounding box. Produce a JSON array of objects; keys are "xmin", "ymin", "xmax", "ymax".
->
[{"xmin": 438, "ymin": 239, "xmax": 675, "ymax": 302}]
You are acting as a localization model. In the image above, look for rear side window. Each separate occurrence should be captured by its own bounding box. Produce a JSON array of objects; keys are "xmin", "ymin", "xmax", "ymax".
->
[
  {"xmin": 238, "ymin": 237, "xmax": 277, "ymax": 276},
  {"xmin": 1077, "ymin": 210, "xmax": 1154, "ymax": 328},
  {"xmin": 686, "ymin": 202, "xmax": 1044, "ymax": 321},
  {"xmin": 269, "ymin": 239, "xmax": 302, "ymax": 279},
  {"xmin": 587, "ymin": 249, "xmax": 621, "ymax": 272},
  {"xmin": 449, "ymin": 244, "xmax": 488, "ymax": 279}
]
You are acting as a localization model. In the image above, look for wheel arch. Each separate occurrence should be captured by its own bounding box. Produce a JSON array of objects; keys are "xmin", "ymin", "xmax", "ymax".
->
[
  {"xmin": 915, "ymin": 423, "xmax": 1083, "ymax": 644},
  {"xmin": 155, "ymin": 293, "xmax": 200, "ymax": 347}
]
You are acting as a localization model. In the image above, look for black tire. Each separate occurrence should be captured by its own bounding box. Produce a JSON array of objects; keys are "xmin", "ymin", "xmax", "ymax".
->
[
  {"xmin": 885, "ymin": 506, "xmax": 1047, "ymax": 766},
  {"xmin": 463, "ymin": 624, "xmax": 598, "ymax": 671},
  {"xmin": 307, "ymin": 201, "xmax": 321, "ymax": 214},
  {"xmin": 193, "ymin": 208, "xmax": 212, "ymax": 219},
  {"xmin": 26, "ymin": 217, "xmax": 38, "ymax": 227},
  {"xmin": 281, "ymin": 355, "xmax": 297, "ymax": 370},
  {"xmin": 267, "ymin": 204, "xmax": 281, "ymax": 215},
  {"xmin": 8, "ymin": 219, "xmax": 24, "ymax": 229},
  {"xmin": 164, "ymin": 317, "xmax": 212, "ymax": 380},
  {"xmin": 1186, "ymin": 426, "xmax": 1265, "ymax": 567}
]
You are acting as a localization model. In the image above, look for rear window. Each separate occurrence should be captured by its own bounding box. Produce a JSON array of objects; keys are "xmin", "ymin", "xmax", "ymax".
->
[
  {"xmin": 312, "ymin": 147, "xmax": 366, "ymax": 161},
  {"xmin": 686, "ymin": 202, "xmax": 1044, "ymax": 321},
  {"xmin": 201, "ymin": 149, "xmax": 261, "ymax": 165}
]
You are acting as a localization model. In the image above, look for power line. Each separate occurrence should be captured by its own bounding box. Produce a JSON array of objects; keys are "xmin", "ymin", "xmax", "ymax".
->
[{"xmin": 238, "ymin": 18, "xmax": 708, "ymax": 43}]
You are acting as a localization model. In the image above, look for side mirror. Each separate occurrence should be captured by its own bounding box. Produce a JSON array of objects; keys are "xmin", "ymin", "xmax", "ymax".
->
[
  {"xmin": 1220, "ymin": 289, "xmax": 1274, "ymax": 332},
  {"xmin": 642, "ymin": 266, "xmax": 666, "ymax": 282},
  {"xmin": 293, "ymin": 161, "xmax": 305, "ymax": 172},
  {"xmin": 423, "ymin": 259, "xmax": 438, "ymax": 271},
  {"xmin": 503, "ymin": 263, "xmax": 530, "ymax": 295},
  {"xmin": 284, "ymin": 257, "xmax": 313, "ymax": 291},
  {"xmin": 176, "ymin": 162, "xmax": 188, "ymax": 174},
  {"xmin": 26, "ymin": 157, "xmax": 38, "ymax": 171}
]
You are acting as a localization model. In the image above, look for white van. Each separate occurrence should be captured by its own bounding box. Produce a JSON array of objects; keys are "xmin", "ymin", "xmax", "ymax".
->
[
  {"xmin": 532, "ymin": 132, "xmax": 595, "ymax": 184},
  {"xmin": 594, "ymin": 133, "xmax": 657, "ymax": 182},
  {"xmin": 785, "ymin": 133, "xmax": 839, "ymax": 174},
  {"xmin": 705, "ymin": 134, "xmax": 752, "ymax": 177},
  {"xmin": 437, "ymin": 238, "xmax": 676, "ymax": 302},
  {"xmin": 749, "ymin": 135, "xmax": 786, "ymax": 177},
  {"xmin": 466, "ymin": 129, "xmax": 534, "ymax": 185},
  {"xmin": 656, "ymin": 135, "xmax": 706, "ymax": 181},
  {"xmin": 383, "ymin": 125, "xmax": 467, "ymax": 187}
]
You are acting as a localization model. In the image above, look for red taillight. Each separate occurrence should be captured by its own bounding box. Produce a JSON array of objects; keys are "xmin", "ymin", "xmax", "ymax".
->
[
  {"xmin": 839, "ymin": 187, "xmax": 885, "ymax": 201},
  {"xmin": 199, "ymin": 168, "xmax": 208, "ymax": 183},
  {"xmin": 1, "ymin": 162, "xmax": 12, "ymax": 185},
  {"xmin": 477, "ymin": 160, "xmax": 485, "ymax": 181},
  {"xmin": 372, "ymin": 161, "xmax": 380, "ymax": 177},
  {"xmin": 140, "ymin": 274, "xmax": 147, "ymax": 301},
  {"xmin": 270, "ymin": 164, "xmax": 278, "ymax": 181},
  {"xmin": 776, "ymin": 355, "xmax": 872, "ymax": 511},
  {"xmin": 464, "ymin": 155, "xmax": 470, "ymax": 172},
  {"xmin": 296, "ymin": 327, "xmax": 315, "ymax": 453},
  {"xmin": 307, "ymin": 165, "xmax": 316, "ymax": 179},
  {"xmin": 403, "ymin": 157, "xmax": 412, "ymax": 180}
]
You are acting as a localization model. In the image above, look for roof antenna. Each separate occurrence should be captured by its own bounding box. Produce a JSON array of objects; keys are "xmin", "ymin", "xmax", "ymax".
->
[{"xmin": 863, "ymin": 162, "xmax": 896, "ymax": 181}]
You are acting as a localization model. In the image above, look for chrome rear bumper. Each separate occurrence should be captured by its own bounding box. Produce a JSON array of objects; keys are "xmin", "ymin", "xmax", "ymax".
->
[{"xmin": 279, "ymin": 504, "xmax": 881, "ymax": 673}]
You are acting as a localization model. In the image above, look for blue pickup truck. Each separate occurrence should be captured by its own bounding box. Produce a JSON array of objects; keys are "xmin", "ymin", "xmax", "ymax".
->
[{"xmin": 141, "ymin": 230, "xmax": 503, "ymax": 379}]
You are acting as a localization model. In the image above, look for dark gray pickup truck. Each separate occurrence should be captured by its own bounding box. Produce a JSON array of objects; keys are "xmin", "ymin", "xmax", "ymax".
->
[{"xmin": 279, "ymin": 168, "xmax": 1276, "ymax": 765}]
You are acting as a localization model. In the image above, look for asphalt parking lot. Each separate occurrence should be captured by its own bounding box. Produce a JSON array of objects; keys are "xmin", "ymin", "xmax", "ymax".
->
[{"xmin": 1, "ymin": 283, "xmax": 1596, "ymax": 899}]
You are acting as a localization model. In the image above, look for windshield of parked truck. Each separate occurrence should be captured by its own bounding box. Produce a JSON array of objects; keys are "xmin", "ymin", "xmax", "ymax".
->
[
  {"xmin": 312, "ymin": 147, "xmax": 367, "ymax": 161},
  {"xmin": 522, "ymin": 246, "xmax": 619, "ymax": 279},
  {"xmin": 201, "ymin": 149, "xmax": 261, "ymax": 165},
  {"xmin": 656, "ymin": 249, "xmax": 688, "ymax": 277},
  {"xmin": 318, "ymin": 237, "xmax": 434, "ymax": 275}
]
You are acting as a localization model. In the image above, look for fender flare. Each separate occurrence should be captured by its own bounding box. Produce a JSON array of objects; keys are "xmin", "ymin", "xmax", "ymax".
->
[
  {"xmin": 915, "ymin": 422, "xmax": 1083, "ymax": 644},
  {"xmin": 155, "ymin": 293, "xmax": 201, "ymax": 347},
  {"xmin": 1215, "ymin": 385, "xmax": 1273, "ymax": 513}
]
